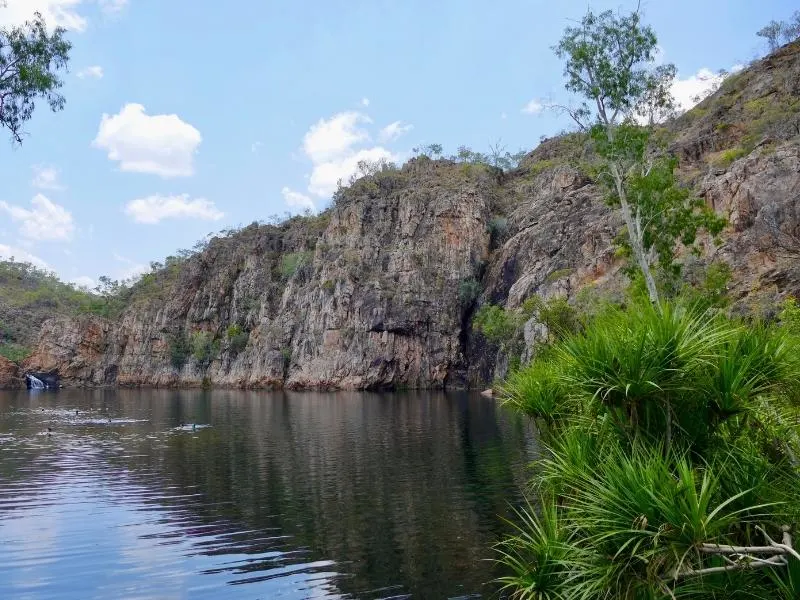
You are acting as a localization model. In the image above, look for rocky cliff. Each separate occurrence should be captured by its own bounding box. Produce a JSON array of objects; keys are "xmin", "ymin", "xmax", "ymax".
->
[{"xmin": 17, "ymin": 41, "xmax": 800, "ymax": 391}]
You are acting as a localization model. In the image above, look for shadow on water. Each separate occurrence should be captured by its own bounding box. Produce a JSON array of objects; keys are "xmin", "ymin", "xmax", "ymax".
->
[{"xmin": 0, "ymin": 388, "xmax": 537, "ymax": 599}]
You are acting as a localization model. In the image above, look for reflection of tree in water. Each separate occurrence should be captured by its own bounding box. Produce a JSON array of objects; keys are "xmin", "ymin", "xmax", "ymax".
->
[{"xmin": 0, "ymin": 389, "xmax": 535, "ymax": 598}]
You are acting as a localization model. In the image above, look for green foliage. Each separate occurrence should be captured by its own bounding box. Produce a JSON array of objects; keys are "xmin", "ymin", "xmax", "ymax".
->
[
  {"xmin": 553, "ymin": 8, "xmax": 728, "ymax": 304},
  {"xmin": 321, "ymin": 279, "xmax": 335, "ymax": 292},
  {"xmin": 226, "ymin": 324, "xmax": 249, "ymax": 355},
  {"xmin": 592, "ymin": 124, "xmax": 727, "ymax": 284},
  {"xmin": 682, "ymin": 262, "xmax": 733, "ymax": 309},
  {"xmin": 779, "ymin": 297, "xmax": 800, "ymax": 334},
  {"xmin": 487, "ymin": 216, "xmax": 509, "ymax": 248},
  {"xmin": 497, "ymin": 299, "xmax": 800, "ymax": 598},
  {"xmin": 757, "ymin": 12, "xmax": 800, "ymax": 53},
  {"xmin": 543, "ymin": 268, "xmax": 572, "ymax": 284},
  {"xmin": 190, "ymin": 331, "xmax": 219, "ymax": 367},
  {"xmin": 168, "ymin": 331, "xmax": 190, "ymax": 370},
  {"xmin": 412, "ymin": 143, "xmax": 443, "ymax": 158},
  {"xmin": 280, "ymin": 347, "xmax": 292, "ymax": 378},
  {"xmin": 554, "ymin": 9, "xmax": 664, "ymax": 125},
  {"xmin": 0, "ymin": 260, "xmax": 126, "ymax": 352},
  {"xmin": 473, "ymin": 304, "xmax": 520, "ymax": 347},
  {"xmin": 713, "ymin": 146, "xmax": 749, "ymax": 167},
  {"xmin": 527, "ymin": 159, "xmax": 560, "ymax": 177},
  {"xmin": 473, "ymin": 296, "xmax": 583, "ymax": 365},
  {"xmin": 280, "ymin": 251, "xmax": 313, "ymax": 280},
  {"xmin": 457, "ymin": 277, "xmax": 480, "ymax": 308},
  {"xmin": 0, "ymin": 342, "xmax": 30, "ymax": 363},
  {"xmin": 0, "ymin": 11, "xmax": 71, "ymax": 144},
  {"xmin": 523, "ymin": 296, "xmax": 581, "ymax": 340}
]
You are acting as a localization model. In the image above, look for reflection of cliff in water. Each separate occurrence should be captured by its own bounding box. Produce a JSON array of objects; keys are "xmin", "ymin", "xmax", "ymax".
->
[
  {"xmin": 129, "ymin": 391, "xmax": 536, "ymax": 598},
  {"xmin": 2, "ymin": 389, "xmax": 536, "ymax": 598}
]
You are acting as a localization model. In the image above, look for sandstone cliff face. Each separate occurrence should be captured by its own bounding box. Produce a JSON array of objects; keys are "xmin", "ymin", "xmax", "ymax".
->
[
  {"xmin": 22, "ymin": 42, "xmax": 800, "ymax": 390},
  {"xmin": 0, "ymin": 356, "xmax": 22, "ymax": 389}
]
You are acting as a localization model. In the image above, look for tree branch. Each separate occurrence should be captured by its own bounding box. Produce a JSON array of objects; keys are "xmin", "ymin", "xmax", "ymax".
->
[{"xmin": 671, "ymin": 526, "xmax": 799, "ymax": 581}]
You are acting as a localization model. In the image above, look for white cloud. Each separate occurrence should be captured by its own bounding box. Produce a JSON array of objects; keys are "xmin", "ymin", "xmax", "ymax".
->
[
  {"xmin": 378, "ymin": 120, "xmax": 413, "ymax": 143},
  {"xmin": 0, "ymin": 194, "xmax": 75, "ymax": 242},
  {"xmin": 251, "ymin": 141, "xmax": 263, "ymax": 153},
  {"xmin": 671, "ymin": 66, "xmax": 741, "ymax": 112},
  {"xmin": 92, "ymin": 103, "xmax": 202, "ymax": 178},
  {"xmin": 303, "ymin": 111, "xmax": 372, "ymax": 163},
  {"xmin": 0, "ymin": 0, "xmax": 87, "ymax": 31},
  {"xmin": 31, "ymin": 165, "xmax": 64, "ymax": 190},
  {"xmin": 77, "ymin": 65, "xmax": 104, "ymax": 79},
  {"xmin": 97, "ymin": 0, "xmax": 127, "ymax": 14},
  {"xmin": 671, "ymin": 68, "xmax": 724, "ymax": 111},
  {"xmin": 70, "ymin": 275, "xmax": 95, "ymax": 289},
  {"xmin": 308, "ymin": 146, "xmax": 396, "ymax": 198},
  {"xmin": 0, "ymin": 244, "xmax": 49, "ymax": 269},
  {"xmin": 123, "ymin": 194, "xmax": 224, "ymax": 224},
  {"xmin": 295, "ymin": 109, "xmax": 405, "ymax": 199},
  {"xmin": 522, "ymin": 99, "xmax": 545, "ymax": 115},
  {"xmin": 281, "ymin": 187, "xmax": 316, "ymax": 213},
  {"xmin": 361, "ymin": 97, "xmax": 370, "ymax": 107}
]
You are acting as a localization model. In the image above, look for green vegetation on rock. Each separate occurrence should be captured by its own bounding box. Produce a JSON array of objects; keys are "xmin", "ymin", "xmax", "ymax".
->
[{"xmin": 0, "ymin": 261, "xmax": 111, "ymax": 362}]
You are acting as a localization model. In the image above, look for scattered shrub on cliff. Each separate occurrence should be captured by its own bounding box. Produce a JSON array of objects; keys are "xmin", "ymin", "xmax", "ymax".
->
[
  {"xmin": 0, "ymin": 342, "xmax": 29, "ymax": 363},
  {"xmin": 681, "ymin": 261, "xmax": 733, "ymax": 309},
  {"xmin": 474, "ymin": 297, "xmax": 583, "ymax": 356},
  {"xmin": 486, "ymin": 217, "xmax": 509, "ymax": 248},
  {"xmin": 279, "ymin": 251, "xmax": 313, "ymax": 280},
  {"xmin": 457, "ymin": 277, "xmax": 481, "ymax": 308},
  {"xmin": 412, "ymin": 143, "xmax": 443, "ymax": 159},
  {"xmin": 473, "ymin": 304, "xmax": 521, "ymax": 347},
  {"xmin": 191, "ymin": 331, "xmax": 220, "ymax": 368},
  {"xmin": 522, "ymin": 296, "xmax": 582, "ymax": 340},
  {"xmin": 226, "ymin": 324, "xmax": 249, "ymax": 355},
  {"xmin": 712, "ymin": 146, "xmax": 748, "ymax": 167},
  {"xmin": 280, "ymin": 348, "xmax": 292, "ymax": 378},
  {"xmin": 168, "ymin": 331, "xmax": 190, "ymax": 370}
]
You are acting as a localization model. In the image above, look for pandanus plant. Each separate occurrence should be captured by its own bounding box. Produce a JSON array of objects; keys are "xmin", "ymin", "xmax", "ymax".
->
[{"xmin": 497, "ymin": 299, "xmax": 800, "ymax": 599}]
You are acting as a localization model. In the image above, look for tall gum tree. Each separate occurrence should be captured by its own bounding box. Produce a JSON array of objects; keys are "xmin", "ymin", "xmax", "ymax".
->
[{"xmin": 553, "ymin": 8, "xmax": 724, "ymax": 304}]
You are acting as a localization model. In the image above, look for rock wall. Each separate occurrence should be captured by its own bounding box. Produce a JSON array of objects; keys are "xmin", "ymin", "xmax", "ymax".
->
[
  {"xmin": 20, "ymin": 41, "xmax": 800, "ymax": 390},
  {"xmin": 0, "ymin": 356, "xmax": 23, "ymax": 390}
]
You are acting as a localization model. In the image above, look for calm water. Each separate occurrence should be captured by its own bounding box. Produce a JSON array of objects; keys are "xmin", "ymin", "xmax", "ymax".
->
[{"xmin": 0, "ymin": 389, "xmax": 537, "ymax": 599}]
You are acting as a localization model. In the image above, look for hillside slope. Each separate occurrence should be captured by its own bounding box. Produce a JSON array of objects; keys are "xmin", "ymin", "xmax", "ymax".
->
[{"xmin": 15, "ymin": 41, "xmax": 800, "ymax": 390}]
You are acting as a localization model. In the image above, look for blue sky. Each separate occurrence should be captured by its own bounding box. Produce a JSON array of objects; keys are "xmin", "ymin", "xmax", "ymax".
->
[{"xmin": 0, "ymin": 0, "xmax": 796, "ymax": 288}]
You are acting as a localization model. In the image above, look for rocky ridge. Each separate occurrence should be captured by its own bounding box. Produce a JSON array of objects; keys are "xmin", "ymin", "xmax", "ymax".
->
[{"xmin": 10, "ymin": 41, "xmax": 800, "ymax": 391}]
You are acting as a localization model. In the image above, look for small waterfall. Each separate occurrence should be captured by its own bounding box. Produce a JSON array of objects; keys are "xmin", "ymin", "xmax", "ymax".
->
[{"xmin": 27, "ymin": 374, "xmax": 45, "ymax": 390}]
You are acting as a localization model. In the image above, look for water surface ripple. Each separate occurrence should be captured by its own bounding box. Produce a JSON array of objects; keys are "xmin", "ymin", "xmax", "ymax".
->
[{"xmin": 0, "ymin": 389, "xmax": 536, "ymax": 599}]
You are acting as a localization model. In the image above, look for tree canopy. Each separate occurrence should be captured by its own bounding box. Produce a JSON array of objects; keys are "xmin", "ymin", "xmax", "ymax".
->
[
  {"xmin": 553, "ymin": 8, "xmax": 724, "ymax": 304},
  {"xmin": 0, "ymin": 11, "xmax": 71, "ymax": 144}
]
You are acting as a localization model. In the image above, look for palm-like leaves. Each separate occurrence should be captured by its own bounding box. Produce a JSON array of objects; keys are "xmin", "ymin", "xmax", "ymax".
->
[{"xmin": 497, "ymin": 298, "xmax": 800, "ymax": 599}]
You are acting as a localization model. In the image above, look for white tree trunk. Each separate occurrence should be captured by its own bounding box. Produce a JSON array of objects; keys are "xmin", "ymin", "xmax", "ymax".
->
[{"xmin": 610, "ymin": 163, "xmax": 660, "ymax": 304}]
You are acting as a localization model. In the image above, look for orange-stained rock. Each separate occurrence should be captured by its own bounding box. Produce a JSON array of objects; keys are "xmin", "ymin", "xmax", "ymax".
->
[{"xmin": 0, "ymin": 356, "xmax": 23, "ymax": 390}]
